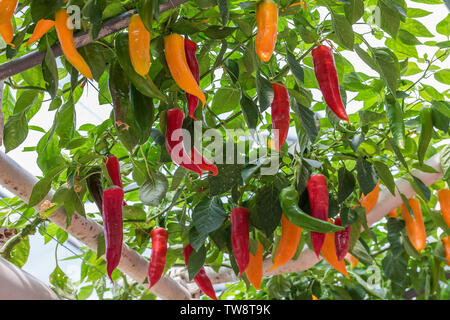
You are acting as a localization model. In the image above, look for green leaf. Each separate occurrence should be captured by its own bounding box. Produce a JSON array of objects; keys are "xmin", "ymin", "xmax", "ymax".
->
[
  {"xmin": 122, "ymin": 205, "xmax": 147, "ymax": 220},
  {"xmin": 372, "ymin": 160, "xmax": 396, "ymax": 196},
  {"xmin": 378, "ymin": 0, "xmax": 401, "ymax": 38},
  {"xmin": 55, "ymin": 98, "xmax": 76, "ymax": 148},
  {"xmin": 208, "ymin": 164, "xmax": 244, "ymax": 196},
  {"xmin": 292, "ymin": 100, "xmax": 320, "ymax": 143},
  {"xmin": 129, "ymin": 83, "xmax": 155, "ymax": 144},
  {"xmin": 356, "ymin": 157, "xmax": 378, "ymax": 196},
  {"xmin": 436, "ymin": 14, "xmax": 450, "ymax": 36},
  {"xmin": 286, "ymin": 48, "xmax": 304, "ymax": 84},
  {"xmin": 337, "ymin": 167, "xmax": 356, "ymax": 203},
  {"xmin": 431, "ymin": 100, "xmax": 450, "ymax": 118},
  {"xmin": 401, "ymin": 19, "xmax": 434, "ymax": 38},
  {"xmin": 240, "ymin": 94, "xmax": 259, "ymax": 130},
  {"xmin": 3, "ymin": 110, "xmax": 29, "ymax": 153},
  {"xmin": 433, "ymin": 69, "xmax": 450, "ymax": 85},
  {"xmin": 344, "ymin": 0, "xmax": 364, "ymax": 24},
  {"xmin": 211, "ymin": 87, "xmax": 241, "ymax": 114},
  {"xmin": 137, "ymin": 0, "xmax": 154, "ymax": 32},
  {"xmin": 218, "ymin": 0, "xmax": 229, "ymax": 26},
  {"xmin": 440, "ymin": 144, "xmax": 450, "ymax": 182},
  {"xmin": 331, "ymin": 12, "xmax": 355, "ymax": 50},
  {"xmin": 256, "ymin": 71, "xmax": 274, "ymax": 112},
  {"xmin": 29, "ymin": 178, "xmax": 53, "ymax": 207},
  {"xmin": 203, "ymin": 26, "xmax": 236, "ymax": 39},
  {"xmin": 417, "ymin": 106, "xmax": 433, "ymax": 164},
  {"xmin": 96, "ymin": 233, "xmax": 105, "ymax": 259},
  {"xmin": 350, "ymin": 239, "xmax": 374, "ymax": 266},
  {"xmin": 30, "ymin": 0, "xmax": 64, "ymax": 22},
  {"xmin": 387, "ymin": 137, "xmax": 409, "ymax": 170},
  {"xmin": 138, "ymin": 171, "xmax": 169, "ymax": 206},
  {"xmin": 82, "ymin": 0, "xmax": 106, "ymax": 40},
  {"xmin": 410, "ymin": 175, "xmax": 431, "ymax": 202},
  {"xmin": 372, "ymin": 47, "xmax": 400, "ymax": 96},
  {"xmin": 187, "ymin": 245, "xmax": 206, "ymax": 280},
  {"xmin": 42, "ymin": 36, "xmax": 59, "ymax": 100},
  {"xmin": 8, "ymin": 236, "xmax": 30, "ymax": 268},
  {"xmin": 384, "ymin": 94, "xmax": 405, "ymax": 148},
  {"xmin": 192, "ymin": 197, "xmax": 227, "ymax": 236}
]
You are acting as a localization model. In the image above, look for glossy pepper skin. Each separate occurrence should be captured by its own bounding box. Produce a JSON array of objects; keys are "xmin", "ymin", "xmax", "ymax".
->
[
  {"xmin": 255, "ymin": 0, "xmax": 278, "ymax": 62},
  {"xmin": 148, "ymin": 228, "xmax": 168, "ymax": 288},
  {"xmin": 307, "ymin": 174, "xmax": 329, "ymax": 257},
  {"xmin": 102, "ymin": 187, "xmax": 124, "ymax": 282},
  {"xmin": 164, "ymin": 34, "xmax": 206, "ymax": 108},
  {"xmin": 400, "ymin": 198, "xmax": 426, "ymax": 253},
  {"xmin": 321, "ymin": 219, "xmax": 349, "ymax": 278},
  {"xmin": 26, "ymin": 19, "xmax": 55, "ymax": 46},
  {"xmin": 230, "ymin": 207, "xmax": 250, "ymax": 276},
  {"xmin": 183, "ymin": 244, "xmax": 217, "ymax": 300},
  {"xmin": 388, "ymin": 208, "xmax": 398, "ymax": 218},
  {"xmin": 55, "ymin": 8, "xmax": 93, "ymax": 79},
  {"xmin": 0, "ymin": 0, "xmax": 17, "ymax": 46},
  {"xmin": 360, "ymin": 181, "xmax": 380, "ymax": 215},
  {"xmin": 271, "ymin": 83, "xmax": 290, "ymax": 152},
  {"xmin": 0, "ymin": 21, "xmax": 14, "ymax": 46},
  {"xmin": 267, "ymin": 214, "xmax": 302, "ymax": 271},
  {"xmin": 104, "ymin": 155, "xmax": 122, "ymax": 188},
  {"xmin": 334, "ymin": 217, "xmax": 351, "ymax": 262},
  {"xmin": 442, "ymin": 236, "xmax": 450, "ymax": 266},
  {"xmin": 245, "ymin": 242, "xmax": 263, "ymax": 290},
  {"xmin": 311, "ymin": 45, "xmax": 349, "ymax": 122},
  {"xmin": 279, "ymin": 186, "xmax": 343, "ymax": 233},
  {"xmin": 128, "ymin": 14, "xmax": 151, "ymax": 77},
  {"xmin": 438, "ymin": 189, "xmax": 450, "ymax": 229},
  {"xmin": 165, "ymin": 108, "xmax": 203, "ymax": 175},
  {"xmin": 191, "ymin": 146, "xmax": 218, "ymax": 176},
  {"xmin": 184, "ymin": 38, "xmax": 200, "ymax": 120}
]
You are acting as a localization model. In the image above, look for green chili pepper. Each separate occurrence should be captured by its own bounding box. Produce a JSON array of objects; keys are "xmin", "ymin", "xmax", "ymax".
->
[
  {"xmin": 417, "ymin": 106, "xmax": 433, "ymax": 164},
  {"xmin": 279, "ymin": 186, "xmax": 344, "ymax": 233}
]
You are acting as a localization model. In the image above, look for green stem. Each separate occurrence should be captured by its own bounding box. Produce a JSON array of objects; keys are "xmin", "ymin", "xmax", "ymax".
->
[{"xmin": 0, "ymin": 217, "xmax": 43, "ymax": 259}]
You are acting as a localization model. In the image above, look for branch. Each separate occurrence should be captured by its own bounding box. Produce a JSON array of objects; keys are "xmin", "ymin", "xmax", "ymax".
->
[
  {"xmin": 0, "ymin": 217, "xmax": 43, "ymax": 259},
  {"xmin": 0, "ymin": 0, "xmax": 189, "ymax": 81}
]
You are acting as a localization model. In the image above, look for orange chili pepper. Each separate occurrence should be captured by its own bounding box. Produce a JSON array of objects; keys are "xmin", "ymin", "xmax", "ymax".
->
[
  {"xmin": 255, "ymin": 0, "xmax": 278, "ymax": 62},
  {"xmin": 438, "ymin": 189, "xmax": 450, "ymax": 229},
  {"xmin": 26, "ymin": 19, "xmax": 55, "ymax": 46},
  {"xmin": 312, "ymin": 294, "xmax": 318, "ymax": 300},
  {"xmin": 0, "ymin": 0, "xmax": 18, "ymax": 22},
  {"xmin": 320, "ymin": 219, "xmax": 349, "ymax": 278},
  {"xmin": 128, "ymin": 14, "xmax": 151, "ymax": 77},
  {"xmin": 442, "ymin": 236, "xmax": 450, "ymax": 266},
  {"xmin": 344, "ymin": 252, "xmax": 358, "ymax": 269},
  {"xmin": 387, "ymin": 208, "xmax": 398, "ymax": 218},
  {"xmin": 360, "ymin": 181, "xmax": 380, "ymax": 215},
  {"xmin": 55, "ymin": 8, "xmax": 93, "ymax": 79},
  {"xmin": 267, "ymin": 214, "xmax": 302, "ymax": 271},
  {"xmin": 289, "ymin": 1, "xmax": 307, "ymax": 10},
  {"xmin": 400, "ymin": 198, "xmax": 426, "ymax": 253},
  {"xmin": 164, "ymin": 33, "xmax": 206, "ymax": 108},
  {"xmin": 245, "ymin": 242, "xmax": 263, "ymax": 290},
  {"xmin": 0, "ymin": 21, "xmax": 14, "ymax": 46}
]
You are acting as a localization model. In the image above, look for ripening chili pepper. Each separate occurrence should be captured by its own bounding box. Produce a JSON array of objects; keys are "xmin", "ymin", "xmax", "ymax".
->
[
  {"xmin": 231, "ymin": 207, "xmax": 250, "ymax": 276},
  {"xmin": 0, "ymin": 21, "xmax": 14, "ymax": 46},
  {"xmin": 55, "ymin": 8, "xmax": 93, "ymax": 79},
  {"xmin": 321, "ymin": 219, "xmax": 350, "ymax": 278},
  {"xmin": 311, "ymin": 45, "xmax": 349, "ymax": 122},
  {"xmin": 344, "ymin": 252, "xmax": 358, "ymax": 269},
  {"xmin": 165, "ymin": 108, "xmax": 203, "ymax": 175},
  {"xmin": 271, "ymin": 83, "xmax": 290, "ymax": 152},
  {"xmin": 245, "ymin": 242, "xmax": 263, "ymax": 290},
  {"xmin": 267, "ymin": 214, "xmax": 302, "ymax": 271},
  {"xmin": 279, "ymin": 185, "xmax": 344, "ymax": 233},
  {"xmin": 255, "ymin": 0, "xmax": 278, "ymax": 62},
  {"xmin": 102, "ymin": 186, "xmax": 124, "ymax": 282},
  {"xmin": 86, "ymin": 168, "xmax": 103, "ymax": 214},
  {"xmin": 26, "ymin": 19, "xmax": 55, "ymax": 46},
  {"xmin": 183, "ymin": 244, "xmax": 218, "ymax": 300},
  {"xmin": 442, "ymin": 236, "xmax": 450, "ymax": 266},
  {"xmin": 400, "ymin": 198, "xmax": 426, "ymax": 253},
  {"xmin": 388, "ymin": 208, "xmax": 398, "ymax": 218},
  {"xmin": 128, "ymin": 14, "xmax": 151, "ymax": 77},
  {"xmin": 334, "ymin": 217, "xmax": 351, "ymax": 262},
  {"xmin": 104, "ymin": 155, "xmax": 122, "ymax": 188},
  {"xmin": 307, "ymin": 174, "xmax": 329, "ymax": 258},
  {"xmin": 191, "ymin": 146, "xmax": 218, "ymax": 176},
  {"xmin": 438, "ymin": 189, "xmax": 450, "ymax": 229},
  {"xmin": 164, "ymin": 34, "xmax": 206, "ymax": 108},
  {"xmin": 184, "ymin": 38, "xmax": 200, "ymax": 120},
  {"xmin": 360, "ymin": 181, "xmax": 380, "ymax": 215},
  {"xmin": 148, "ymin": 228, "xmax": 168, "ymax": 288}
]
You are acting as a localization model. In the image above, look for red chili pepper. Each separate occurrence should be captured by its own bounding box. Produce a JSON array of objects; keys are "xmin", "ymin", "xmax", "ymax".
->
[
  {"xmin": 184, "ymin": 38, "xmax": 200, "ymax": 120},
  {"xmin": 306, "ymin": 174, "xmax": 329, "ymax": 258},
  {"xmin": 102, "ymin": 187, "xmax": 124, "ymax": 282},
  {"xmin": 230, "ymin": 207, "xmax": 250, "ymax": 276},
  {"xmin": 148, "ymin": 227, "xmax": 168, "ymax": 289},
  {"xmin": 165, "ymin": 108, "xmax": 202, "ymax": 175},
  {"xmin": 334, "ymin": 217, "xmax": 351, "ymax": 262},
  {"xmin": 311, "ymin": 45, "xmax": 349, "ymax": 122},
  {"xmin": 183, "ymin": 244, "xmax": 218, "ymax": 300},
  {"xmin": 104, "ymin": 155, "xmax": 122, "ymax": 188},
  {"xmin": 271, "ymin": 83, "xmax": 290, "ymax": 152},
  {"xmin": 191, "ymin": 146, "xmax": 218, "ymax": 176}
]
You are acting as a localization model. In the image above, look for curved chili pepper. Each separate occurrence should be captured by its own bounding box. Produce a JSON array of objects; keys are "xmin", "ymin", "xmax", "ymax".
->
[
  {"xmin": 267, "ymin": 214, "xmax": 302, "ymax": 271},
  {"xmin": 102, "ymin": 186, "xmax": 124, "ymax": 282},
  {"xmin": 279, "ymin": 186, "xmax": 344, "ymax": 233},
  {"xmin": 245, "ymin": 242, "xmax": 263, "ymax": 290},
  {"xmin": 344, "ymin": 252, "xmax": 359, "ymax": 268},
  {"xmin": 55, "ymin": 8, "xmax": 93, "ymax": 79},
  {"xmin": 360, "ymin": 181, "xmax": 380, "ymax": 215},
  {"xmin": 271, "ymin": 83, "xmax": 290, "ymax": 152},
  {"xmin": 128, "ymin": 14, "xmax": 151, "ymax": 77},
  {"xmin": 184, "ymin": 38, "xmax": 200, "ymax": 120},
  {"xmin": 311, "ymin": 45, "xmax": 349, "ymax": 122},
  {"xmin": 104, "ymin": 155, "xmax": 122, "ymax": 188},
  {"xmin": 183, "ymin": 244, "xmax": 218, "ymax": 300},
  {"xmin": 320, "ymin": 219, "xmax": 349, "ymax": 278},
  {"xmin": 191, "ymin": 146, "xmax": 218, "ymax": 176},
  {"xmin": 334, "ymin": 217, "xmax": 351, "ymax": 262},
  {"xmin": 438, "ymin": 188, "xmax": 450, "ymax": 229},
  {"xmin": 307, "ymin": 174, "xmax": 329, "ymax": 258},
  {"xmin": 26, "ymin": 19, "xmax": 55, "ymax": 46},
  {"xmin": 148, "ymin": 227, "xmax": 168, "ymax": 288},
  {"xmin": 164, "ymin": 34, "xmax": 206, "ymax": 108},
  {"xmin": 165, "ymin": 108, "xmax": 202, "ymax": 175},
  {"xmin": 231, "ymin": 207, "xmax": 250, "ymax": 277},
  {"xmin": 400, "ymin": 198, "xmax": 426, "ymax": 252},
  {"xmin": 255, "ymin": 0, "xmax": 278, "ymax": 62},
  {"xmin": 0, "ymin": 21, "xmax": 14, "ymax": 46},
  {"xmin": 388, "ymin": 208, "xmax": 398, "ymax": 218},
  {"xmin": 442, "ymin": 236, "xmax": 450, "ymax": 266}
]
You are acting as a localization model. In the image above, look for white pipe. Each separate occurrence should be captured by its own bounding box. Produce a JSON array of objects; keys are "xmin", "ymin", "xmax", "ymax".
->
[
  {"xmin": 0, "ymin": 151, "xmax": 191, "ymax": 300},
  {"xmin": 0, "ymin": 256, "xmax": 60, "ymax": 300}
]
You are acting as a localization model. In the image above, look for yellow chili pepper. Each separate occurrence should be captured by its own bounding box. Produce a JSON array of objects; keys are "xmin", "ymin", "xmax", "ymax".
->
[
  {"xmin": 26, "ymin": 19, "xmax": 55, "ymax": 46},
  {"xmin": 255, "ymin": 0, "xmax": 278, "ymax": 62},
  {"xmin": 245, "ymin": 242, "xmax": 263, "ymax": 290},
  {"xmin": 438, "ymin": 188, "xmax": 450, "ymax": 229},
  {"xmin": 400, "ymin": 198, "xmax": 426, "ymax": 253},
  {"xmin": 55, "ymin": 8, "xmax": 93, "ymax": 79},
  {"xmin": 128, "ymin": 14, "xmax": 151, "ymax": 77},
  {"xmin": 164, "ymin": 33, "xmax": 206, "ymax": 107}
]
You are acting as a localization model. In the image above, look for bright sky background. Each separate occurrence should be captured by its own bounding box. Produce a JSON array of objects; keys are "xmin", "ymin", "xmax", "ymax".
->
[{"xmin": 0, "ymin": 0, "xmax": 448, "ymax": 299}]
